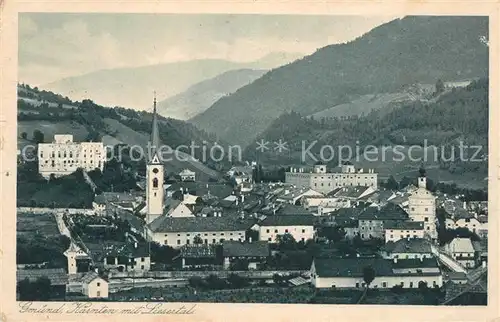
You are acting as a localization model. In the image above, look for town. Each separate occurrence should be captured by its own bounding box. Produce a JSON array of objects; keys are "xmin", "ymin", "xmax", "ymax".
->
[{"xmin": 16, "ymin": 95, "xmax": 488, "ymax": 305}]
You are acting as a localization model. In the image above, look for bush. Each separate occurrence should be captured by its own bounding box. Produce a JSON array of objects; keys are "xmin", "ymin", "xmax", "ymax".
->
[{"xmin": 391, "ymin": 285, "xmax": 404, "ymax": 294}]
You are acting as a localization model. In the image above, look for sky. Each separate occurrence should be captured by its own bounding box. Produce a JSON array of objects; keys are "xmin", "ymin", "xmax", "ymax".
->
[{"xmin": 19, "ymin": 13, "xmax": 397, "ymax": 86}]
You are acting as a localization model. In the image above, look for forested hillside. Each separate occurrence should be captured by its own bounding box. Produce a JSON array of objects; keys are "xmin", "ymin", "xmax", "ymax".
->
[{"xmin": 192, "ymin": 16, "xmax": 488, "ymax": 146}]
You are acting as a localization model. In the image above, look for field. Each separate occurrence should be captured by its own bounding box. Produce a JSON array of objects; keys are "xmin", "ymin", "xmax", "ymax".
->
[
  {"xmin": 17, "ymin": 212, "xmax": 60, "ymax": 239},
  {"xmin": 111, "ymin": 285, "xmax": 315, "ymax": 303}
]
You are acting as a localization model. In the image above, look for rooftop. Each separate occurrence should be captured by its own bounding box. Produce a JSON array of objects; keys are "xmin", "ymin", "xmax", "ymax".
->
[
  {"xmin": 358, "ymin": 203, "xmax": 409, "ymax": 221},
  {"xmin": 148, "ymin": 216, "xmax": 254, "ymax": 233},
  {"xmin": 259, "ymin": 214, "xmax": 317, "ymax": 227},
  {"xmin": 384, "ymin": 238, "xmax": 432, "ymax": 254},
  {"xmin": 222, "ymin": 240, "xmax": 270, "ymax": 258},
  {"xmin": 17, "ymin": 268, "xmax": 68, "ymax": 286},
  {"xmin": 180, "ymin": 244, "xmax": 217, "ymax": 258},
  {"xmin": 384, "ymin": 220, "xmax": 424, "ymax": 230}
]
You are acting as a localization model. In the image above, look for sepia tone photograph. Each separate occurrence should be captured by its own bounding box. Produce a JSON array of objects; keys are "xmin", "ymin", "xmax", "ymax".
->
[{"xmin": 3, "ymin": 7, "xmax": 496, "ymax": 317}]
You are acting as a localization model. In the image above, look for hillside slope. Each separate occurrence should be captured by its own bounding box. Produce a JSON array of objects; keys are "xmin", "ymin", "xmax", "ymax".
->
[
  {"xmin": 17, "ymin": 85, "xmax": 223, "ymax": 181},
  {"xmin": 191, "ymin": 16, "xmax": 489, "ymax": 146},
  {"xmin": 158, "ymin": 69, "xmax": 267, "ymax": 120}
]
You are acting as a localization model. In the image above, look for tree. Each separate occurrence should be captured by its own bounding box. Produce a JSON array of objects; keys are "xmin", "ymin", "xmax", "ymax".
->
[
  {"xmin": 227, "ymin": 273, "xmax": 249, "ymax": 288},
  {"xmin": 362, "ymin": 266, "xmax": 376, "ymax": 288},
  {"xmin": 275, "ymin": 233, "xmax": 297, "ymax": 251},
  {"xmin": 32, "ymin": 130, "xmax": 44, "ymax": 144},
  {"xmin": 21, "ymin": 132, "xmax": 28, "ymax": 140},
  {"xmin": 193, "ymin": 235, "xmax": 203, "ymax": 244},
  {"xmin": 435, "ymin": 79, "xmax": 445, "ymax": 95},
  {"xmin": 386, "ymin": 175, "xmax": 399, "ymax": 190}
]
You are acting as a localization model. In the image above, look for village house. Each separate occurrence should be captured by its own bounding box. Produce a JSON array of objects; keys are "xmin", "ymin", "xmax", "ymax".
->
[
  {"xmin": 381, "ymin": 238, "xmax": 433, "ymax": 260},
  {"xmin": 445, "ymin": 238, "xmax": 476, "ymax": 269},
  {"xmin": 275, "ymin": 187, "xmax": 324, "ymax": 205},
  {"xmin": 17, "ymin": 268, "xmax": 69, "ymax": 300},
  {"xmin": 179, "ymin": 169, "xmax": 196, "ymax": 181},
  {"xmin": 357, "ymin": 203, "xmax": 409, "ymax": 240},
  {"xmin": 146, "ymin": 216, "xmax": 253, "ymax": 247},
  {"xmin": 310, "ymin": 257, "xmax": 442, "ymax": 289},
  {"xmin": 165, "ymin": 199, "xmax": 195, "ymax": 218},
  {"xmin": 384, "ymin": 221, "xmax": 425, "ymax": 243},
  {"xmin": 81, "ymin": 271, "xmax": 109, "ymax": 298},
  {"xmin": 222, "ymin": 240, "xmax": 270, "ymax": 270},
  {"xmin": 177, "ymin": 244, "xmax": 220, "ymax": 269},
  {"xmin": 255, "ymin": 214, "xmax": 316, "ymax": 243},
  {"xmin": 86, "ymin": 241, "xmax": 151, "ymax": 273}
]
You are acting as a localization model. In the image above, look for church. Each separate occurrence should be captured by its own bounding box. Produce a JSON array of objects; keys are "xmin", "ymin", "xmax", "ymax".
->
[{"xmin": 145, "ymin": 94, "xmax": 165, "ymax": 225}]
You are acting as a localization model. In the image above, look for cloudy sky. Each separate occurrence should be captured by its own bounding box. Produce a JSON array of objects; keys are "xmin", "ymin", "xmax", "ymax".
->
[{"xmin": 19, "ymin": 13, "xmax": 397, "ymax": 86}]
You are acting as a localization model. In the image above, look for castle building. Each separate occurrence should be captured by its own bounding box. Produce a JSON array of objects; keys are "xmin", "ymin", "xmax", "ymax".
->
[
  {"xmin": 145, "ymin": 94, "xmax": 165, "ymax": 224},
  {"xmin": 285, "ymin": 163, "xmax": 377, "ymax": 194},
  {"xmin": 37, "ymin": 134, "xmax": 105, "ymax": 178},
  {"xmin": 407, "ymin": 173, "xmax": 437, "ymax": 240}
]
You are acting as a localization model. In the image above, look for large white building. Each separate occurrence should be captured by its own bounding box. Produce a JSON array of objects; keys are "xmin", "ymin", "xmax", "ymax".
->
[
  {"xmin": 38, "ymin": 134, "xmax": 105, "ymax": 178},
  {"xmin": 255, "ymin": 215, "xmax": 316, "ymax": 243},
  {"xmin": 285, "ymin": 163, "xmax": 377, "ymax": 194},
  {"xmin": 311, "ymin": 257, "xmax": 443, "ymax": 289},
  {"xmin": 407, "ymin": 175, "xmax": 438, "ymax": 240}
]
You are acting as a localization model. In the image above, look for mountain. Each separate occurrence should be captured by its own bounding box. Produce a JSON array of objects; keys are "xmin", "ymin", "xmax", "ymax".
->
[
  {"xmin": 245, "ymin": 78, "xmax": 488, "ymax": 189},
  {"xmin": 157, "ymin": 69, "xmax": 267, "ymax": 120},
  {"xmin": 191, "ymin": 16, "xmax": 489, "ymax": 147},
  {"xmin": 43, "ymin": 53, "xmax": 304, "ymax": 111}
]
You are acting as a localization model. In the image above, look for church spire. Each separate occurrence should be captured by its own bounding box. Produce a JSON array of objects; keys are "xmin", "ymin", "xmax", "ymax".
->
[{"xmin": 150, "ymin": 91, "xmax": 161, "ymax": 163}]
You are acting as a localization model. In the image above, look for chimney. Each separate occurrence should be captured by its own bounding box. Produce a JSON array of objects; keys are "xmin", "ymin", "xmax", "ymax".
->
[
  {"xmin": 393, "ymin": 257, "xmax": 398, "ymax": 263},
  {"xmin": 463, "ymin": 201, "xmax": 467, "ymax": 210},
  {"xmin": 134, "ymin": 242, "xmax": 138, "ymax": 248},
  {"xmin": 249, "ymin": 237, "xmax": 252, "ymax": 243}
]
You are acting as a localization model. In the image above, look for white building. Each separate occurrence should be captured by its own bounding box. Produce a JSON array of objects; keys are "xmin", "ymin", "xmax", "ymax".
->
[
  {"xmin": 285, "ymin": 163, "xmax": 378, "ymax": 194},
  {"xmin": 166, "ymin": 200, "xmax": 195, "ymax": 218},
  {"xmin": 255, "ymin": 215, "xmax": 316, "ymax": 243},
  {"xmin": 38, "ymin": 134, "xmax": 105, "ymax": 178},
  {"xmin": 445, "ymin": 238, "xmax": 476, "ymax": 269},
  {"xmin": 64, "ymin": 243, "xmax": 91, "ymax": 275},
  {"xmin": 179, "ymin": 169, "xmax": 196, "ymax": 181},
  {"xmin": 146, "ymin": 217, "xmax": 253, "ymax": 247},
  {"xmin": 81, "ymin": 272, "xmax": 109, "ymax": 298},
  {"xmin": 407, "ymin": 175, "xmax": 437, "ymax": 240},
  {"xmin": 381, "ymin": 238, "xmax": 433, "ymax": 260},
  {"xmin": 384, "ymin": 221, "xmax": 425, "ymax": 243},
  {"xmin": 311, "ymin": 258, "xmax": 442, "ymax": 289}
]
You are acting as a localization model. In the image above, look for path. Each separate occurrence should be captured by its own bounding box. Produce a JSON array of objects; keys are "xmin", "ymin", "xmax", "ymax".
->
[{"xmin": 431, "ymin": 244, "xmax": 468, "ymax": 273}]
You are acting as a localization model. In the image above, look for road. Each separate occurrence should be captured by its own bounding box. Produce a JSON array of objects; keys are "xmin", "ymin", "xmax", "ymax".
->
[{"xmin": 431, "ymin": 245, "xmax": 468, "ymax": 273}]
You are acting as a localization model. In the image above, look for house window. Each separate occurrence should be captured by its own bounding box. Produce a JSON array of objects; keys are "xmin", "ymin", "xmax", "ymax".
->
[
  {"xmin": 382, "ymin": 282, "xmax": 387, "ymax": 287},
  {"xmin": 153, "ymin": 178, "xmax": 158, "ymax": 188},
  {"xmin": 141, "ymin": 265, "xmax": 144, "ymax": 269},
  {"xmin": 355, "ymin": 283, "xmax": 359, "ymax": 288},
  {"xmin": 177, "ymin": 240, "xmax": 181, "ymax": 245},
  {"xmin": 274, "ymin": 229, "xmax": 278, "ymax": 233},
  {"xmin": 141, "ymin": 258, "xmax": 145, "ymax": 262},
  {"xmin": 425, "ymin": 208, "xmax": 428, "ymax": 212},
  {"xmin": 186, "ymin": 239, "xmax": 190, "ymax": 244},
  {"xmin": 302, "ymin": 229, "xmax": 305, "ymax": 233},
  {"xmin": 97, "ymin": 291, "xmax": 101, "ymax": 297},
  {"xmin": 424, "ymin": 217, "xmax": 429, "ymax": 222},
  {"xmin": 268, "ymin": 238, "xmax": 272, "ymax": 241},
  {"xmin": 97, "ymin": 282, "xmax": 100, "ymax": 287},
  {"xmin": 266, "ymin": 229, "xmax": 270, "ymax": 233},
  {"xmin": 212, "ymin": 239, "xmax": 216, "ymax": 243},
  {"xmin": 204, "ymin": 239, "xmax": 208, "ymax": 244},
  {"xmin": 164, "ymin": 240, "xmax": 168, "ymax": 245},
  {"xmin": 410, "ymin": 282, "xmax": 413, "ymax": 288},
  {"xmin": 285, "ymin": 229, "xmax": 289, "ymax": 233}
]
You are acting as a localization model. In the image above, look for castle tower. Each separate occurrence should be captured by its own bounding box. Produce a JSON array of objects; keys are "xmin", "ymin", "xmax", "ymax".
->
[
  {"xmin": 408, "ymin": 168, "xmax": 437, "ymax": 240},
  {"xmin": 146, "ymin": 93, "xmax": 164, "ymax": 224}
]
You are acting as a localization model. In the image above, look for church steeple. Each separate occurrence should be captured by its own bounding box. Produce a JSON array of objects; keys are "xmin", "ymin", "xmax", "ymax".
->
[{"xmin": 150, "ymin": 91, "xmax": 161, "ymax": 164}]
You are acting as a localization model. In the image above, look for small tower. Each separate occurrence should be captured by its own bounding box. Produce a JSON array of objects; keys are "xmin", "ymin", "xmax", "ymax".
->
[
  {"xmin": 146, "ymin": 92, "xmax": 165, "ymax": 224},
  {"xmin": 418, "ymin": 166, "xmax": 426, "ymax": 189}
]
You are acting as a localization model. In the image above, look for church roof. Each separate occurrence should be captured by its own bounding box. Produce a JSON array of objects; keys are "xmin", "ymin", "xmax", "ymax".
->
[{"xmin": 149, "ymin": 93, "xmax": 161, "ymax": 164}]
